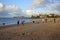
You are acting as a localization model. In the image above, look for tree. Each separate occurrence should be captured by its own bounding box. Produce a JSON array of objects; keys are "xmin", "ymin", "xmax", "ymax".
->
[
  {"xmin": 31, "ymin": 15, "xmax": 35, "ymax": 18},
  {"xmin": 36, "ymin": 16, "xmax": 40, "ymax": 18}
]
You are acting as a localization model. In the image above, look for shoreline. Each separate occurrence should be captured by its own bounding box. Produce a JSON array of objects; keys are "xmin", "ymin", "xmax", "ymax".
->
[
  {"xmin": 0, "ymin": 22, "xmax": 33, "ymax": 29},
  {"xmin": 0, "ymin": 18, "xmax": 41, "ymax": 26},
  {"xmin": 0, "ymin": 18, "xmax": 60, "ymax": 40},
  {"xmin": 0, "ymin": 18, "xmax": 58, "ymax": 28}
]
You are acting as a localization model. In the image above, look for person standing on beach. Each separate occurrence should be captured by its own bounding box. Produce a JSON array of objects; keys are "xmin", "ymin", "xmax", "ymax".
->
[
  {"xmin": 33, "ymin": 21, "xmax": 35, "ymax": 23},
  {"xmin": 21, "ymin": 20, "xmax": 25, "ymax": 26},
  {"xmin": 17, "ymin": 21, "xmax": 19, "ymax": 25},
  {"xmin": 45, "ymin": 18, "xmax": 47, "ymax": 23},
  {"xmin": 54, "ymin": 18, "xmax": 56, "ymax": 23},
  {"xmin": 3, "ymin": 23, "xmax": 5, "ymax": 25}
]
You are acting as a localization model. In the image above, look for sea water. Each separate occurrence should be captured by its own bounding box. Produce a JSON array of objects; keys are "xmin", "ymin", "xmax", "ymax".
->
[{"xmin": 0, "ymin": 18, "xmax": 41, "ymax": 26}]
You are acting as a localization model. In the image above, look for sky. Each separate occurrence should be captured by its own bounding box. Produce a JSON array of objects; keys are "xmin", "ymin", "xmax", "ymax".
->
[{"xmin": 0, "ymin": 0, "xmax": 60, "ymax": 17}]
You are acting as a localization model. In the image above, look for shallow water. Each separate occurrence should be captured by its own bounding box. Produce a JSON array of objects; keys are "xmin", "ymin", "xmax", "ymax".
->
[{"xmin": 0, "ymin": 18, "xmax": 41, "ymax": 26}]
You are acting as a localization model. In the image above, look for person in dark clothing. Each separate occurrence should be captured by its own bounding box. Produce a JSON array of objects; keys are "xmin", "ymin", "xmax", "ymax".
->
[
  {"xmin": 17, "ymin": 21, "xmax": 19, "ymax": 24},
  {"xmin": 33, "ymin": 21, "xmax": 35, "ymax": 23},
  {"xmin": 3, "ymin": 23, "xmax": 5, "ymax": 25},
  {"xmin": 45, "ymin": 18, "xmax": 47, "ymax": 23}
]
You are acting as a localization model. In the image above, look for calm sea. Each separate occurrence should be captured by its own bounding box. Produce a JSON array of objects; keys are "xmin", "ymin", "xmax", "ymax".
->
[{"xmin": 0, "ymin": 18, "xmax": 41, "ymax": 26}]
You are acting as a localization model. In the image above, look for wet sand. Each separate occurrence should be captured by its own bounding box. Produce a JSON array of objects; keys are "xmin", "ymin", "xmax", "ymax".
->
[{"xmin": 0, "ymin": 18, "xmax": 60, "ymax": 40}]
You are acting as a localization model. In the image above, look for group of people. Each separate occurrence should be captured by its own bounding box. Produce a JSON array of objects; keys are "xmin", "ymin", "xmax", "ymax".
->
[
  {"xmin": 42, "ymin": 18, "xmax": 56, "ymax": 23},
  {"xmin": 17, "ymin": 20, "xmax": 25, "ymax": 26},
  {"xmin": 17, "ymin": 18, "xmax": 56, "ymax": 26},
  {"xmin": 17, "ymin": 20, "xmax": 36, "ymax": 26}
]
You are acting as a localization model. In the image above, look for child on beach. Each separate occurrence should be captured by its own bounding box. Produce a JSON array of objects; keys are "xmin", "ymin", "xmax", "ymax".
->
[
  {"xmin": 21, "ymin": 20, "xmax": 25, "ymax": 26},
  {"xmin": 17, "ymin": 21, "xmax": 19, "ymax": 25}
]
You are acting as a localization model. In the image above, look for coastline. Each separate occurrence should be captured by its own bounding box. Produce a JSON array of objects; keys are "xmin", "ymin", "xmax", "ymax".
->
[
  {"xmin": 0, "ymin": 18, "xmax": 60, "ymax": 40},
  {"xmin": 0, "ymin": 18, "xmax": 59, "ymax": 28},
  {"xmin": 0, "ymin": 18, "xmax": 41, "ymax": 26},
  {"xmin": 0, "ymin": 22, "xmax": 32, "ymax": 29}
]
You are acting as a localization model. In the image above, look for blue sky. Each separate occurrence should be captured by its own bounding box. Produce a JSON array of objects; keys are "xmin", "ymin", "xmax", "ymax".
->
[
  {"xmin": 0, "ymin": 0, "xmax": 32, "ymax": 10},
  {"xmin": 0, "ymin": 0, "xmax": 60, "ymax": 17}
]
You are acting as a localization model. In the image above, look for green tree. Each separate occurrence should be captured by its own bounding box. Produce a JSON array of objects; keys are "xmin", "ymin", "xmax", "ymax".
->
[
  {"xmin": 31, "ymin": 15, "xmax": 35, "ymax": 18},
  {"xmin": 36, "ymin": 16, "xmax": 40, "ymax": 18}
]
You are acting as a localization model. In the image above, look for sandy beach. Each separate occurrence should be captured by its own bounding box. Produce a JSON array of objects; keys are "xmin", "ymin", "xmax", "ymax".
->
[{"xmin": 0, "ymin": 18, "xmax": 60, "ymax": 40}]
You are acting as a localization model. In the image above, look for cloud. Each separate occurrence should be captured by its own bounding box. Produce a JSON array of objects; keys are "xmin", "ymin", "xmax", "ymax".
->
[
  {"xmin": 5, "ymin": 5, "xmax": 20, "ymax": 12},
  {"xmin": 31, "ymin": 0, "xmax": 51, "ymax": 8},
  {"xmin": 0, "ymin": 3, "xmax": 9, "ymax": 17},
  {"xmin": 0, "ymin": 10, "xmax": 11, "ymax": 17},
  {"xmin": 25, "ymin": 10, "xmax": 33, "ymax": 16},
  {"xmin": 47, "ymin": 2, "xmax": 60, "ymax": 13},
  {"xmin": 0, "ymin": 3, "xmax": 3, "ymax": 8},
  {"xmin": 52, "ymin": 3, "xmax": 60, "ymax": 12},
  {"xmin": 24, "ymin": 10, "xmax": 40, "ymax": 16},
  {"xmin": 0, "ymin": 3, "xmax": 4, "ymax": 11},
  {"xmin": 0, "ymin": 3, "xmax": 25, "ymax": 17},
  {"xmin": 29, "ymin": 0, "xmax": 60, "ymax": 14},
  {"xmin": 31, "ymin": 0, "xmax": 60, "ymax": 8},
  {"xmin": 5, "ymin": 5, "xmax": 25, "ymax": 16}
]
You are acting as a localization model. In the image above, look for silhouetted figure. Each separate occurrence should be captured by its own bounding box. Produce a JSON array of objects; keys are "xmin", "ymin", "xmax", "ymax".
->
[
  {"xmin": 3, "ymin": 23, "xmax": 5, "ymax": 25},
  {"xmin": 45, "ymin": 18, "xmax": 47, "ymax": 23},
  {"xmin": 33, "ymin": 21, "xmax": 35, "ymax": 23},
  {"xmin": 22, "ymin": 32, "xmax": 25, "ymax": 36},
  {"xmin": 54, "ymin": 18, "xmax": 56, "ymax": 23},
  {"xmin": 17, "ymin": 21, "xmax": 19, "ymax": 24}
]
